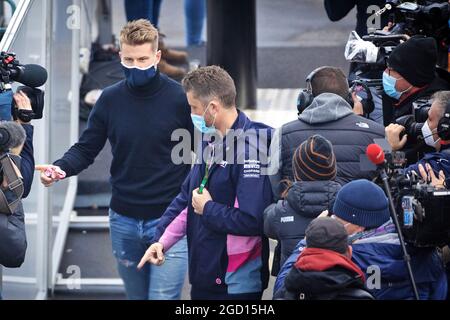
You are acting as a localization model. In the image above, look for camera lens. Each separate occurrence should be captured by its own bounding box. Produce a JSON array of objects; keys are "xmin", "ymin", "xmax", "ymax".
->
[
  {"xmin": 395, "ymin": 115, "xmax": 424, "ymax": 139},
  {"xmin": 414, "ymin": 106, "xmax": 431, "ymax": 123}
]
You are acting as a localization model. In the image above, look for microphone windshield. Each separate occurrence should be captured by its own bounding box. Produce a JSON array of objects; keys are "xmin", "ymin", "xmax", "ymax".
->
[
  {"xmin": 17, "ymin": 64, "xmax": 48, "ymax": 88},
  {"xmin": 366, "ymin": 144, "xmax": 385, "ymax": 165}
]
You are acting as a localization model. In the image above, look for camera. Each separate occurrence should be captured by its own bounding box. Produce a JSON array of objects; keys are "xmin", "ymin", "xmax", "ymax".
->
[
  {"xmin": 0, "ymin": 52, "xmax": 48, "ymax": 122},
  {"xmin": 383, "ymin": 151, "xmax": 450, "ymax": 247},
  {"xmin": 412, "ymin": 98, "xmax": 432, "ymax": 123},
  {"xmin": 384, "ymin": 1, "xmax": 449, "ymax": 48},
  {"xmin": 394, "ymin": 99, "xmax": 432, "ymax": 145},
  {"xmin": 11, "ymin": 86, "xmax": 45, "ymax": 122},
  {"xmin": 346, "ymin": 1, "xmax": 449, "ymax": 70}
]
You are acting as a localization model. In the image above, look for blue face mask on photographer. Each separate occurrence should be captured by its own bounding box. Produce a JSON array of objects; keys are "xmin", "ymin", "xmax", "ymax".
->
[
  {"xmin": 383, "ymin": 72, "xmax": 412, "ymax": 100},
  {"xmin": 191, "ymin": 104, "xmax": 217, "ymax": 134},
  {"xmin": 121, "ymin": 62, "xmax": 157, "ymax": 88}
]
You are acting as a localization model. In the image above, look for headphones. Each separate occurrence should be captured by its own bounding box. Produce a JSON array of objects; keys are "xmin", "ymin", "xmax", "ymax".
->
[
  {"xmin": 297, "ymin": 66, "xmax": 356, "ymax": 115},
  {"xmin": 297, "ymin": 66, "xmax": 327, "ymax": 115},
  {"xmin": 437, "ymin": 101, "xmax": 450, "ymax": 141}
]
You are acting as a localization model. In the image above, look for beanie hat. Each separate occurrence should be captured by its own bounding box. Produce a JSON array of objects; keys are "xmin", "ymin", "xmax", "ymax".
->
[
  {"xmin": 387, "ymin": 36, "xmax": 437, "ymax": 87},
  {"xmin": 305, "ymin": 217, "xmax": 348, "ymax": 255},
  {"xmin": 293, "ymin": 135, "xmax": 336, "ymax": 181},
  {"xmin": 333, "ymin": 179, "xmax": 390, "ymax": 229}
]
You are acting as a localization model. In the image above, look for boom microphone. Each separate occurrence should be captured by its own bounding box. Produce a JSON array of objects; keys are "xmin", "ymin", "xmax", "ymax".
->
[{"xmin": 10, "ymin": 64, "xmax": 48, "ymax": 88}]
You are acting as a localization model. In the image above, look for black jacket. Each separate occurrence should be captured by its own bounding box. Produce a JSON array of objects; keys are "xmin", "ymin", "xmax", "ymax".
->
[
  {"xmin": 269, "ymin": 93, "xmax": 385, "ymax": 200},
  {"xmin": 324, "ymin": 0, "xmax": 388, "ymax": 37},
  {"xmin": 0, "ymin": 124, "xmax": 34, "ymax": 268},
  {"xmin": 0, "ymin": 203, "xmax": 27, "ymax": 268},
  {"xmin": 264, "ymin": 181, "xmax": 341, "ymax": 273},
  {"xmin": 384, "ymin": 71, "xmax": 450, "ymax": 125}
]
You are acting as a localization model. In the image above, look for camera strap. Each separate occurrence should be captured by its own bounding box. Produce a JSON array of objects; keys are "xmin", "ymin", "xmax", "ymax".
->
[{"xmin": 0, "ymin": 153, "xmax": 24, "ymax": 215}]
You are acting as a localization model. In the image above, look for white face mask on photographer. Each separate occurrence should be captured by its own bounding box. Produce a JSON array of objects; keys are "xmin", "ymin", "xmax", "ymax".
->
[{"xmin": 421, "ymin": 121, "xmax": 440, "ymax": 148}]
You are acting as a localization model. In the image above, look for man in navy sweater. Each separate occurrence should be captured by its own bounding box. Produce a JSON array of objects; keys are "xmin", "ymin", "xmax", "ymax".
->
[{"xmin": 36, "ymin": 19, "xmax": 193, "ymax": 300}]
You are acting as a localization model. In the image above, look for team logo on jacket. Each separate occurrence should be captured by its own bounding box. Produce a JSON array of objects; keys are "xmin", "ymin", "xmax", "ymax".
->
[
  {"xmin": 281, "ymin": 216, "xmax": 294, "ymax": 223},
  {"xmin": 356, "ymin": 122, "xmax": 370, "ymax": 129},
  {"xmin": 243, "ymin": 159, "xmax": 261, "ymax": 178},
  {"xmin": 220, "ymin": 161, "xmax": 228, "ymax": 168}
]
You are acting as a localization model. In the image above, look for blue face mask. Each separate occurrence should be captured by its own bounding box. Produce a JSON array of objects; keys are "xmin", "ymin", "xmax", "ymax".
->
[
  {"xmin": 383, "ymin": 72, "xmax": 412, "ymax": 100},
  {"xmin": 191, "ymin": 104, "xmax": 217, "ymax": 134},
  {"xmin": 121, "ymin": 62, "xmax": 157, "ymax": 87}
]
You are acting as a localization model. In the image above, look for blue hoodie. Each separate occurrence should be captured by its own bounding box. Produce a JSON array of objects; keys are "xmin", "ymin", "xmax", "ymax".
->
[{"xmin": 153, "ymin": 111, "xmax": 274, "ymax": 296}]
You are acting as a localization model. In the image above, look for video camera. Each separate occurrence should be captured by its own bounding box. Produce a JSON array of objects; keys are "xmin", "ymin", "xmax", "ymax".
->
[
  {"xmin": 380, "ymin": 147, "xmax": 450, "ymax": 247},
  {"xmin": 345, "ymin": 1, "xmax": 449, "ymax": 70},
  {"xmin": 383, "ymin": 0, "xmax": 449, "ymax": 46},
  {"xmin": 0, "ymin": 52, "xmax": 48, "ymax": 122}
]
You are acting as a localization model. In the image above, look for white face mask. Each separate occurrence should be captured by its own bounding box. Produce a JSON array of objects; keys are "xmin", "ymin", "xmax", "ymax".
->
[{"xmin": 421, "ymin": 121, "xmax": 440, "ymax": 148}]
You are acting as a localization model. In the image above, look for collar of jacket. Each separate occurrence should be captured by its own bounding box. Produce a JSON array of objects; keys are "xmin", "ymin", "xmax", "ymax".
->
[
  {"xmin": 295, "ymin": 247, "xmax": 366, "ymax": 283},
  {"xmin": 206, "ymin": 110, "xmax": 250, "ymax": 149}
]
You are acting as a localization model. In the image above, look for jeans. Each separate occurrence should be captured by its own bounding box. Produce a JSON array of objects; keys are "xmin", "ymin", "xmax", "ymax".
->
[
  {"xmin": 184, "ymin": 0, "xmax": 206, "ymax": 46},
  {"xmin": 109, "ymin": 209, "xmax": 188, "ymax": 300},
  {"xmin": 124, "ymin": 0, "xmax": 163, "ymax": 28}
]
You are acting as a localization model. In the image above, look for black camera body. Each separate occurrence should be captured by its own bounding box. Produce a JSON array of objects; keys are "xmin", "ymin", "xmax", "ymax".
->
[
  {"xmin": 11, "ymin": 86, "xmax": 45, "ymax": 122},
  {"xmin": 0, "ymin": 52, "xmax": 46, "ymax": 122},
  {"xmin": 386, "ymin": 0, "xmax": 449, "ymax": 47},
  {"xmin": 384, "ymin": 151, "xmax": 450, "ymax": 247},
  {"xmin": 394, "ymin": 176, "xmax": 450, "ymax": 247}
]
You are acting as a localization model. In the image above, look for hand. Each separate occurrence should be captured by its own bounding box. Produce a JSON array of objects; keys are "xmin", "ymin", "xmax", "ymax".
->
[
  {"xmin": 13, "ymin": 91, "xmax": 32, "ymax": 111},
  {"xmin": 35, "ymin": 164, "xmax": 66, "ymax": 187},
  {"xmin": 383, "ymin": 22, "xmax": 394, "ymax": 32},
  {"xmin": 352, "ymin": 92, "xmax": 364, "ymax": 116},
  {"xmin": 192, "ymin": 188, "xmax": 213, "ymax": 215},
  {"xmin": 418, "ymin": 163, "xmax": 446, "ymax": 189},
  {"xmin": 385, "ymin": 123, "xmax": 407, "ymax": 151},
  {"xmin": 138, "ymin": 243, "xmax": 165, "ymax": 268}
]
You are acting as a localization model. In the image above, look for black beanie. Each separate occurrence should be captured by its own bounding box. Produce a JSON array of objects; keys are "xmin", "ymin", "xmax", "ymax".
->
[
  {"xmin": 293, "ymin": 134, "xmax": 336, "ymax": 181},
  {"xmin": 388, "ymin": 36, "xmax": 437, "ymax": 87}
]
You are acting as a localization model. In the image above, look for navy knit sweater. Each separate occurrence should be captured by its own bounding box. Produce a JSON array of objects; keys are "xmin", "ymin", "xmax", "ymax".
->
[{"xmin": 54, "ymin": 71, "xmax": 194, "ymax": 220}]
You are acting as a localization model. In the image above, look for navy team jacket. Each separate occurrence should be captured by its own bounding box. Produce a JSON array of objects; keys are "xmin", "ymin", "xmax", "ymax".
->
[{"xmin": 153, "ymin": 111, "xmax": 274, "ymax": 295}]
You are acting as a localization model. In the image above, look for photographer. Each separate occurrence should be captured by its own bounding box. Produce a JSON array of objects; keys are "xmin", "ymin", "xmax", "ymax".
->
[
  {"xmin": 386, "ymin": 91, "xmax": 450, "ymax": 186},
  {"xmin": 0, "ymin": 91, "xmax": 36, "ymax": 300},
  {"xmin": 383, "ymin": 36, "xmax": 450, "ymax": 125}
]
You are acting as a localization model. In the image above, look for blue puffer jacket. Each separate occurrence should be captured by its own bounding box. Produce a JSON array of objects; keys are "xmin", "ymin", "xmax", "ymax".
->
[
  {"xmin": 275, "ymin": 235, "xmax": 447, "ymax": 300},
  {"xmin": 404, "ymin": 149, "xmax": 450, "ymax": 188}
]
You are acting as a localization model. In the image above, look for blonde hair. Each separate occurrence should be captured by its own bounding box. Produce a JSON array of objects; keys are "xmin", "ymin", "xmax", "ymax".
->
[{"xmin": 120, "ymin": 19, "xmax": 159, "ymax": 51}]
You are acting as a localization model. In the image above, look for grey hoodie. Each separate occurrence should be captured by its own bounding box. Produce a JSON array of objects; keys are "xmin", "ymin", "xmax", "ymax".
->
[{"xmin": 299, "ymin": 93, "xmax": 354, "ymax": 125}]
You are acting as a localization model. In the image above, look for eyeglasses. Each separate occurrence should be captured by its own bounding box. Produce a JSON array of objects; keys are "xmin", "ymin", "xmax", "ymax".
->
[{"xmin": 386, "ymin": 67, "xmax": 403, "ymax": 81}]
